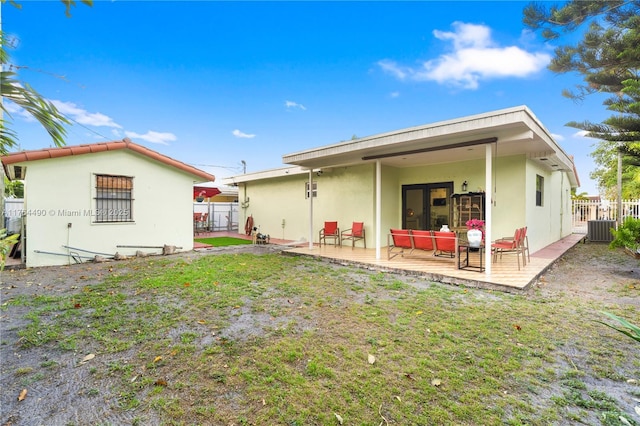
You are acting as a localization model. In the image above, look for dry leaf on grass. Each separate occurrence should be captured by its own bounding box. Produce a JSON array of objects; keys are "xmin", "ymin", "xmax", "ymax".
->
[
  {"xmin": 334, "ymin": 413, "xmax": 344, "ymax": 424},
  {"xmin": 79, "ymin": 353, "xmax": 95, "ymax": 365},
  {"xmin": 431, "ymin": 378, "xmax": 442, "ymax": 386},
  {"xmin": 619, "ymin": 415, "xmax": 632, "ymax": 426},
  {"xmin": 368, "ymin": 354, "xmax": 376, "ymax": 364}
]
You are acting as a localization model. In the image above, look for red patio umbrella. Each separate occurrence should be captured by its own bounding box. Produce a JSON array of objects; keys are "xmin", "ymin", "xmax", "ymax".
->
[{"xmin": 194, "ymin": 186, "xmax": 221, "ymax": 200}]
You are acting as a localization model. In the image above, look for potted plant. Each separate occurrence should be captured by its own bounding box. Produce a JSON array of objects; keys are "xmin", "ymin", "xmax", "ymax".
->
[{"xmin": 465, "ymin": 218, "xmax": 485, "ymax": 249}]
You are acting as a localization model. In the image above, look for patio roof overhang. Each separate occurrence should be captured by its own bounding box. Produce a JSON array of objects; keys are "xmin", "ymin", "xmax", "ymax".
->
[{"xmin": 280, "ymin": 105, "xmax": 579, "ymax": 187}]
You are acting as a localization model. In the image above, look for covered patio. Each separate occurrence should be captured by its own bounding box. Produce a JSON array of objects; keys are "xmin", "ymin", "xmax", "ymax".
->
[
  {"xmin": 226, "ymin": 106, "xmax": 579, "ymax": 283},
  {"xmin": 195, "ymin": 231, "xmax": 586, "ymax": 292}
]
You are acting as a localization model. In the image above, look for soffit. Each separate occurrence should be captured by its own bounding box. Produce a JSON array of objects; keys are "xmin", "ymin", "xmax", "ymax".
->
[{"xmin": 281, "ymin": 106, "xmax": 574, "ymax": 177}]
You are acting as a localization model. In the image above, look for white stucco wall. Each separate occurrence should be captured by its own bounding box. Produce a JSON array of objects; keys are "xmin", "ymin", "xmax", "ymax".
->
[{"xmin": 17, "ymin": 150, "xmax": 201, "ymax": 267}]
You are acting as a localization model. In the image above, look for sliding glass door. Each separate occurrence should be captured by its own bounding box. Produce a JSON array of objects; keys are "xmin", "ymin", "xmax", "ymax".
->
[{"xmin": 402, "ymin": 182, "xmax": 454, "ymax": 230}]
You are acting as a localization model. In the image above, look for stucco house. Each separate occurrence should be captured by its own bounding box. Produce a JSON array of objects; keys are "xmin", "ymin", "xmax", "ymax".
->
[
  {"xmin": 223, "ymin": 106, "xmax": 580, "ymax": 274},
  {"xmin": 1, "ymin": 139, "xmax": 215, "ymax": 267}
]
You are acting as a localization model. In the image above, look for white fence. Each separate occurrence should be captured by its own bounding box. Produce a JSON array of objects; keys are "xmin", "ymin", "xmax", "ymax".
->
[
  {"xmin": 3, "ymin": 198, "xmax": 239, "ymax": 234},
  {"xmin": 572, "ymin": 198, "xmax": 640, "ymax": 233},
  {"xmin": 3, "ymin": 198, "xmax": 24, "ymax": 234},
  {"xmin": 193, "ymin": 202, "xmax": 239, "ymax": 232}
]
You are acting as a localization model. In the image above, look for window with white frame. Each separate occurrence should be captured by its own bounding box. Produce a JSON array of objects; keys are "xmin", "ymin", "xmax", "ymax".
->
[
  {"xmin": 305, "ymin": 181, "xmax": 317, "ymax": 199},
  {"xmin": 95, "ymin": 174, "xmax": 133, "ymax": 222}
]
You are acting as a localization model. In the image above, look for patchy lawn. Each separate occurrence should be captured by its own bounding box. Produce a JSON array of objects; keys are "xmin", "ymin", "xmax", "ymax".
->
[
  {"xmin": 194, "ymin": 236, "xmax": 253, "ymax": 247},
  {"xmin": 1, "ymin": 243, "xmax": 638, "ymax": 426}
]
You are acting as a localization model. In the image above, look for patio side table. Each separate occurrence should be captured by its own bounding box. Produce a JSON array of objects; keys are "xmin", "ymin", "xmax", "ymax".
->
[{"xmin": 458, "ymin": 244, "xmax": 485, "ymax": 272}]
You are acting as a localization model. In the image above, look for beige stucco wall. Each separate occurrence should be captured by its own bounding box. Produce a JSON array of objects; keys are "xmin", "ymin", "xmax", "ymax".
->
[
  {"xmin": 491, "ymin": 155, "xmax": 527, "ymax": 241},
  {"xmin": 395, "ymin": 157, "xmax": 526, "ymax": 242},
  {"xmin": 237, "ymin": 157, "xmax": 574, "ymax": 253},
  {"xmin": 18, "ymin": 150, "xmax": 200, "ymax": 267},
  {"xmin": 239, "ymin": 164, "xmax": 377, "ymax": 245},
  {"xmin": 525, "ymin": 160, "xmax": 573, "ymax": 252}
]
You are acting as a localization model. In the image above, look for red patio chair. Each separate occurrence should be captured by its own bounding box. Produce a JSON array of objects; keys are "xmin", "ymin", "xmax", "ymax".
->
[
  {"xmin": 193, "ymin": 212, "xmax": 203, "ymax": 234},
  {"xmin": 433, "ymin": 231, "xmax": 457, "ymax": 258},
  {"xmin": 410, "ymin": 230, "xmax": 435, "ymax": 253},
  {"xmin": 521, "ymin": 226, "xmax": 530, "ymax": 264},
  {"xmin": 341, "ymin": 222, "xmax": 366, "ymax": 249},
  {"xmin": 491, "ymin": 227, "xmax": 525, "ymax": 270},
  {"xmin": 388, "ymin": 229, "xmax": 412, "ymax": 259},
  {"xmin": 319, "ymin": 221, "xmax": 341, "ymax": 246}
]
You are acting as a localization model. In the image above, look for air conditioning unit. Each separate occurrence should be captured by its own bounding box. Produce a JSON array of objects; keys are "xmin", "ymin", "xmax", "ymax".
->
[{"xmin": 587, "ymin": 220, "xmax": 616, "ymax": 242}]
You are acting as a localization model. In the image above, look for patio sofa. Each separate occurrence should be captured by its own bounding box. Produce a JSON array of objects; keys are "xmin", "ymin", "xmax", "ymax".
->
[{"xmin": 388, "ymin": 229, "xmax": 458, "ymax": 261}]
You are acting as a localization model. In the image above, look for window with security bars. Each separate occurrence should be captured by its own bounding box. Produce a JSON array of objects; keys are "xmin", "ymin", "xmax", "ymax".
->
[{"xmin": 95, "ymin": 175, "xmax": 133, "ymax": 222}]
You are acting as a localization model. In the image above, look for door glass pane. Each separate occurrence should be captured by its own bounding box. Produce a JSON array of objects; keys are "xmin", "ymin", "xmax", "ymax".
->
[
  {"xmin": 405, "ymin": 189, "xmax": 423, "ymax": 230},
  {"xmin": 430, "ymin": 187, "xmax": 450, "ymax": 230}
]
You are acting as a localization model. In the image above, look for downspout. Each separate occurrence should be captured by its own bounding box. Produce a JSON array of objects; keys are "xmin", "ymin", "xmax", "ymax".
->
[
  {"xmin": 376, "ymin": 160, "xmax": 381, "ymax": 259},
  {"xmin": 484, "ymin": 143, "xmax": 493, "ymax": 276},
  {"xmin": 308, "ymin": 170, "xmax": 314, "ymax": 249},
  {"xmin": 560, "ymin": 172, "xmax": 564, "ymax": 237}
]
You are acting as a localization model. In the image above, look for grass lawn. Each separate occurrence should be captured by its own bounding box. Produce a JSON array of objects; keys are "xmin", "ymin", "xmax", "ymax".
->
[
  {"xmin": 3, "ymin": 250, "xmax": 639, "ymax": 425},
  {"xmin": 194, "ymin": 236, "xmax": 253, "ymax": 246}
]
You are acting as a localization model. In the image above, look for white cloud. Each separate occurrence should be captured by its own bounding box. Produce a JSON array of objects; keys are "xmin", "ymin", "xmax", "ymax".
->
[
  {"xmin": 51, "ymin": 100, "xmax": 122, "ymax": 128},
  {"xmin": 378, "ymin": 21, "xmax": 551, "ymax": 90},
  {"xmin": 285, "ymin": 100, "xmax": 306, "ymax": 110},
  {"xmin": 551, "ymin": 133, "xmax": 565, "ymax": 141},
  {"xmin": 124, "ymin": 130, "xmax": 177, "ymax": 145},
  {"xmin": 572, "ymin": 130, "xmax": 591, "ymax": 138},
  {"xmin": 390, "ymin": 91, "xmax": 400, "ymax": 98},
  {"xmin": 4, "ymin": 101, "xmax": 35, "ymax": 122},
  {"xmin": 378, "ymin": 60, "xmax": 408, "ymax": 80},
  {"xmin": 232, "ymin": 129, "xmax": 256, "ymax": 139}
]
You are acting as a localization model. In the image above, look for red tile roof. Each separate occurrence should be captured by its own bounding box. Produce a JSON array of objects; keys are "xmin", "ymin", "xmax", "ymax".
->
[{"xmin": 1, "ymin": 138, "xmax": 215, "ymax": 182}]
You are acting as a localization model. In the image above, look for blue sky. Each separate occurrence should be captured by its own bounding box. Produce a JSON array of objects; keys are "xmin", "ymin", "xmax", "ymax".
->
[{"xmin": 3, "ymin": 1, "xmax": 611, "ymax": 194}]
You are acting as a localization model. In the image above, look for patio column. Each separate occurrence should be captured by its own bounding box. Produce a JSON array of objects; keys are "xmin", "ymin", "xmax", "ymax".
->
[
  {"xmin": 308, "ymin": 170, "xmax": 314, "ymax": 250},
  {"xmin": 485, "ymin": 143, "xmax": 493, "ymax": 275},
  {"xmin": 376, "ymin": 160, "xmax": 382, "ymax": 259}
]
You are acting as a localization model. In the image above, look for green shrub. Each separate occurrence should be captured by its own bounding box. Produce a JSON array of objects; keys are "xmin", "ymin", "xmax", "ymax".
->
[
  {"xmin": 0, "ymin": 228, "xmax": 19, "ymax": 271},
  {"xmin": 609, "ymin": 217, "xmax": 640, "ymax": 252}
]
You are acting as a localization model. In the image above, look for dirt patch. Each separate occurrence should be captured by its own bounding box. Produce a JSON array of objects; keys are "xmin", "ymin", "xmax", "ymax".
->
[
  {"xmin": 534, "ymin": 241, "xmax": 639, "ymax": 306},
  {"xmin": 1, "ymin": 241, "xmax": 638, "ymax": 425}
]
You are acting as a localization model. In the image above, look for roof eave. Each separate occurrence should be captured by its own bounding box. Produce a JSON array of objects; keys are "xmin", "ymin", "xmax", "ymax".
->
[{"xmin": 0, "ymin": 138, "xmax": 215, "ymax": 183}]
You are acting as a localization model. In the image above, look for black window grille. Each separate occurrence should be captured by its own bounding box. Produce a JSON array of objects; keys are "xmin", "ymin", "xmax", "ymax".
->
[{"xmin": 95, "ymin": 175, "xmax": 133, "ymax": 222}]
